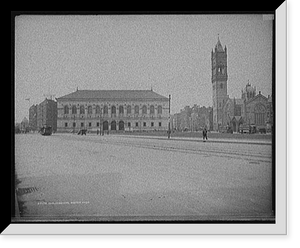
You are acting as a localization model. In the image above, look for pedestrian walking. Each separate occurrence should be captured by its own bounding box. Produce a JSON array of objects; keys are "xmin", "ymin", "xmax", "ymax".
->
[{"xmin": 203, "ymin": 127, "xmax": 208, "ymax": 142}]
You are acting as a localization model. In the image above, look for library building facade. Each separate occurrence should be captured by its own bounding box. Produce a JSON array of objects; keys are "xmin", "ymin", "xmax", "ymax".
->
[{"xmin": 56, "ymin": 89, "xmax": 169, "ymax": 133}]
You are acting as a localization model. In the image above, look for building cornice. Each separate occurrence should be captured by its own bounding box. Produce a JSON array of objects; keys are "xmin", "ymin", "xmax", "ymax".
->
[{"xmin": 57, "ymin": 98, "xmax": 168, "ymax": 102}]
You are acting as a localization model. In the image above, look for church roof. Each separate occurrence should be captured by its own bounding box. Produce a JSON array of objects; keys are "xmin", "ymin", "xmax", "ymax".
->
[
  {"xmin": 245, "ymin": 92, "xmax": 268, "ymax": 104},
  {"xmin": 57, "ymin": 90, "xmax": 168, "ymax": 101}
]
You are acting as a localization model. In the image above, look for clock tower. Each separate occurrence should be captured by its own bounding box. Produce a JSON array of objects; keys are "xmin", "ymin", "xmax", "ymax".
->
[{"xmin": 211, "ymin": 36, "xmax": 229, "ymax": 131}]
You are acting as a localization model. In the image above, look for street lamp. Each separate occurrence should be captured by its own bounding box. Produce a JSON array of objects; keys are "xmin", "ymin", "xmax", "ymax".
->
[
  {"xmin": 99, "ymin": 107, "xmax": 103, "ymax": 135},
  {"xmin": 168, "ymin": 94, "xmax": 171, "ymax": 139},
  {"xmin": 73, "ymin": 114, "xmax": 75, "ymax": 134},
  {"xmin": 99, "ymin": 109, "xmax": 101, "ymax": 135}
]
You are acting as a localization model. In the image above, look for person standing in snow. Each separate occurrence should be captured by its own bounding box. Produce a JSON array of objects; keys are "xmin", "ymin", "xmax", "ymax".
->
[{"xmin": 203, "ymin": 127, "xmax": 208, "ymax": 141}]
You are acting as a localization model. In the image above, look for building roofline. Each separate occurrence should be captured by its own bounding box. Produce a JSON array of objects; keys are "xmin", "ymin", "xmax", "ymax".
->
[
  {"xmin": 246, "ymin": 92, "xmax": 268, "ymax": 104},
  {"xmin": 56, "ymin": 90, "xmax": 169, "ymax": 101}
]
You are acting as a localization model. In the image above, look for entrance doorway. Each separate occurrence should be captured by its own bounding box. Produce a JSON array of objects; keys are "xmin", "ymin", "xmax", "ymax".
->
[
  {"xmin": 119, "ymin": 121, "xmax": 124, "ymax": 131},
  {"xmin": 111, "ymin": 121, "xmax": 116, "ymax": 131},
  {"xmin": 103, "ymin": 121, "xmax": 108, "ymax": 131},
  {"xmin": 232, "ymin": 121, "xmax": 237, "ymax": 132}
]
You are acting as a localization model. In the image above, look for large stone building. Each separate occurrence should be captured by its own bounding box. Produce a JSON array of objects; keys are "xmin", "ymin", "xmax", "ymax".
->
[
  {"xmin": 211, "ymin": 37, "xmax": 273, "ymax": 132},
  {"xmin": 221, "ymin": 83, "xmax": 273, "ymax": 132},
  {"xmin": 28, "ymin": 99, "xmax": 57, "ymax": 132},
  {"xmin": 56, "ymin": 89, "xmax": 169, "ymax": 133},
  {"xmin": 37, "ymin": 98, "xmax": 57, "ymax": 132}
]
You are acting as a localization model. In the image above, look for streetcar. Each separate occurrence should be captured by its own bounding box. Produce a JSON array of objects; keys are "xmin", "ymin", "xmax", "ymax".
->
[{"xmin": 40, "ymin": 126, "xmax": 52, "ymax": 136}]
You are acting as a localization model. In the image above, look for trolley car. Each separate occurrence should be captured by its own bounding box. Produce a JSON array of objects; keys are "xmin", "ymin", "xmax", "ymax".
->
[{"xmin": 40, "ymin": 126, "xmax": 52, "ymax": 136}]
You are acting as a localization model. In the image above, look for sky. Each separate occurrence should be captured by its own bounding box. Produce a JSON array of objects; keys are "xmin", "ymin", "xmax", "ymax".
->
[{"xmin": 14, "ymin": 14, "xmax": 273, "ymax": 123}]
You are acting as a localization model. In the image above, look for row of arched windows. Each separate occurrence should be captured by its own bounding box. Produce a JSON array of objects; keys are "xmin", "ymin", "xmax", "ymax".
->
[{"xmin": 63, "ymin": 104, "xmax": 163, "ymax": 115}]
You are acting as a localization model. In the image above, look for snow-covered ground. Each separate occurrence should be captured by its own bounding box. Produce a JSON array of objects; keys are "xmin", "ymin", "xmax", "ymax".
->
[{"xmin": 14, "ymin": 133, "xmax": 273, "ymax": 221}]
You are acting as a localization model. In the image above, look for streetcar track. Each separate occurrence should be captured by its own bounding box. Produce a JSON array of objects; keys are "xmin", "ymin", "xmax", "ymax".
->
[
  {"xmin": 104, "ymin": 139, "xmax": 271, "ymax": 163},
  {"xmin": 56, "ymin": 135, "xmax": 271, "ymax": 163}
]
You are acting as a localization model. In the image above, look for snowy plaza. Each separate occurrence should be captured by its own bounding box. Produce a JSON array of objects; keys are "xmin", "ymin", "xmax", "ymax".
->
[{"xmin": 14, "ymin": 133, "xmax": 273, "ymax": 222}]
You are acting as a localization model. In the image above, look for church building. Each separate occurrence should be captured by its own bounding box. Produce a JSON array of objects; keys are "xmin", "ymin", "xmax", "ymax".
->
[
  {"xmin": 56, "ymin": 89, "xmax": 169, "ymax": 133},
  {"xmin": 211, "ymin": 37, "xmax": 273, "ymax": 132}
]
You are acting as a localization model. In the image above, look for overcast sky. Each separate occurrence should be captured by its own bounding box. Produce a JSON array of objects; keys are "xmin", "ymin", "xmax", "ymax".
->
[{"xmin": 15, "ymin": 14, "xmax": 273, "ymax": 123}]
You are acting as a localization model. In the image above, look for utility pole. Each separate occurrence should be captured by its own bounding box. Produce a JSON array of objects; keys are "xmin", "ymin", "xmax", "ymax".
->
[{"xmin": 168, "ymin": 94, "xmax": 171, "ymax": 139}]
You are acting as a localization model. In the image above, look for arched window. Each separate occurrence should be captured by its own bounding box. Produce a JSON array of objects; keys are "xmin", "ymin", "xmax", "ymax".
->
[
  {"xmin": 80, "ymin": 105, "xmax": 85, "ymax": 114},
  {"xmin": 95, "ymin": 105, "xmax": 100, "ymax": 114},
  {"xmin": 150, "ymin": 105, "xmax": 154, "ymax": 114},
  {"xmin": 64, "ymin": 105, "xmax": 69, "ymax": 114},
  {"xmin": 127, "ymin": 105, "xmax": 131, "ymax": 114},
  {"xmin": 254, "ymin": 104, "xmax": 266, "ymax": 125},
  {"xmin": 157, "ymin": 105, "xmax": 162, "ymax": 114},
  {"xmin": 134, "ymin": 105, "xmax": 139, "ymax": 114},
  {"xmin": 220, "ymin": 83, "xmax": 223, "ymax": 89},
  {"xmin": 142, "ymin": 105, "xmax": 147, "ymax": 114},
  {"xmin": 111, "ymin": 105, "xmax": 116, "ymax": 115},
  {"xmin": 72, "ymin": 105, "xmax": 77, "ymax": 114},
  {"xmin": 119, "ymin": 105, "xmax": 124, "ymax": 115},
  {"xmin": 87, "ymin": 105, "xmax": 92, "ymax": 114},
  {"xmin": 103, "ymin": 105, "xmax": 108, "ymax": 115}
]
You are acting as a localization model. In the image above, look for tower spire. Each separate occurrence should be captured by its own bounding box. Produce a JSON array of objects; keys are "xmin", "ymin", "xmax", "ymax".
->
[{"xmin": 215, "ymin": 34, "xmax": 224, "ymax": 52}]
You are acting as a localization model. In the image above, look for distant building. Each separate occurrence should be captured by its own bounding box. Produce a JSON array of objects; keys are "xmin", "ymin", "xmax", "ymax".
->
[
  {"xmin": 56, "ymin": 89, "xmax": 169, "ymax": 133},
  {"xmin": 15, "ymin": 122, "xmax": 21, "ymax": 133},
  {"xmin": 29, "ymin": 104, "xmax": 38, "ymax": 131},
  {"xmin": 20, "ymin": 117, "xmax": 29, "ymax": 132},
  {"xmin": 37, "ymin": 98, "xmax": 57, "ymax": 132},
  {"xmin": 173, "ymin": 105, "xmax": 212, "ymax": 131},
  {"xmin": 211, "ymin": 37, "xmax": 273, "ymax": 132}
]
